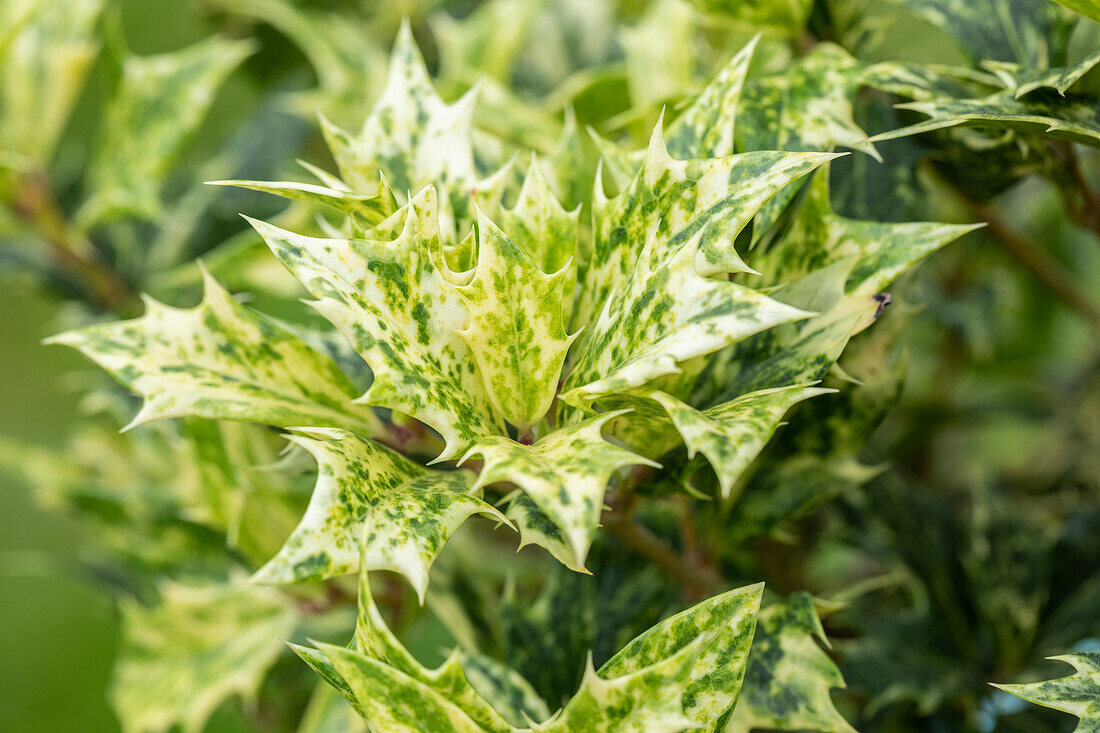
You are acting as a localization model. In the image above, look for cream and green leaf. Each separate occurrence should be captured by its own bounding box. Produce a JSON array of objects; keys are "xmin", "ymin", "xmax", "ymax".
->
[
  {"xmin": 111, "ymin": 582, "xmax": 299, "ymax": 733},
  {"xmin": 48, "ymin": 269, "xmax": 383, "ymax": 437},
  {"xmin": 253, "ymin": 427, "xmax": 507, "ymax": 599},
  {"xmin": 992, "ymin": 653, "xmax": 1100, "ymax": 733}
]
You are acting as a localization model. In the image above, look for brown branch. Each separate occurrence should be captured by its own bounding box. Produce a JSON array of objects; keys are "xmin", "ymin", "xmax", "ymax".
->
[
  {"xmin": 968, "ymin": 198, "xmax": 1100, "ymax": 330},
  {"xmin": 11, "ymin": 171, "xmax": 133, "ymax": 313}
]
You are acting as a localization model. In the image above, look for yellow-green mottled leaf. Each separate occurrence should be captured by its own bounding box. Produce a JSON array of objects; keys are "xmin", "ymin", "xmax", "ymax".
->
[
  {"xmin": 727, "ymin": 592, "xmax": 855, "ymax": 733},
  {"xmin": 47, "ymin": 271, "xmax": 382, "ymax": 436},
  {"xmin": 599, "ymin": 582, "xmax": 764, "ymax": 729},
  {"xmin": 249, "ymin": 191, "xmax": 506, "ymax": 460},
  {"xmin": 80, "ymin": 36, "xmax": 252, "ymax": 226},
  {"xmin": 208, "ymin": 177, "xmax": 399, "ymax": 231},
  {"xmin": 536, "ymin": 644, "xmax": 702, "ymax": 732},
  {"xmin": 319, "ymin": 20, "xmax": 507, "ymax": 240},
  {"xmin": 665, "ymin": 34, "xmax": 759, "ymax": 160},
  {"xmin": 982, "ymin": 49, "xmax": 1100, "ymax": 97},
  {"xmin": 993, "ymin": 653, "xmax": 1100, "ymax": 733},
  {"xmin": 454, "ymin": 209, "xmax": 575, "ymax": 428},
  {"xmin": 647, "ymin": 384, "xmax": 832, "ymax": 498},
  {"xmin": 462, "ymin": 411, "xmax": 656, "ymax": 572},
  {"xmin": 254, "ymin": 427, "xmax": 506, "ymax": 599},
  {"xmin": 454, "ymin": 650, "xmax": 553, "ymax": 727},
  {"xmin": 111, "ymin": 582, "xmax": 299, "ymax": 733},
  {"xmin": 564, "ymin": 124, "xmax": 828, "ymax": 406}
]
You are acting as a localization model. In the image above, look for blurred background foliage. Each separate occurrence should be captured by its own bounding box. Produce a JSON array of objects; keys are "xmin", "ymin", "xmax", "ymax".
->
[{"xmin": 0, "ymin": 0, "xmax": 1097, "ymax": 731}]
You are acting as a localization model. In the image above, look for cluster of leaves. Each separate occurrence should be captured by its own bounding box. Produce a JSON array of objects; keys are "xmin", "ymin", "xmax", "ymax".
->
[{"xmin": 2, "ymin": 0, "xmax": 1099, "ymax": 732}]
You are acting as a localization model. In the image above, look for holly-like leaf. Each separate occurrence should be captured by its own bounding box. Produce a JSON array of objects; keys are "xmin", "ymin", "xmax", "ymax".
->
[
  {"xmin": 47, "ymin": 271, "xmax": 383, "ymax": 437},
  {"xmin": 992, "ymin": 653, "xmax": 1100, "ymax": 733},
  {"xmin": 319, "ymin": 20, "xmax": 507, "ymax": 239},
  {"xmin": 254, "ymin": 427, "xmax": 507, "ymax": 599},
  {"xmin": 665, "ymin": 34, "xmax": 759, "ymax": 160},
  {"xmin": 453, "ymin": 650, "xmax": 552, "ymax": 727},
  {"xmin": 645, "ymin": 384, "xmax": 832, "ymax": 498},
  {"xmin": 250, "ymin": 190, "xmax": 506, "ymax": 460},
  {"xmin": 462, "ymin": 411, "xmax": 655, "ymax": 572},
  {"xmin": 535, "ymin": 646, "xmax": 701, "ymax": 732},
  {"xmin": 983, "ymin": 49, "xmax": 1100, "ymax": 97},
  {"xmin": 111, "ymin": 582, "xmax": 299, "ymax": 733},
  {"xmin": 891, "ymin": 0, "xmax": 1072, "ymax": 66},
  {"xmin": 869, "ymin": 91, "xmax": 1100, "ymax": 148},
  {"xmin": 564, "ymin": 123, "xmax": 831, "ymax": 405},
  {"xmin": 727, "ymin": 592, "xmax": 855, "ymax": 733},
  {"xmin": 453, "ymin": 209, "xmax": 576, "ymax": 429},
  {"xmin": 597, "ymin": 582, "xmax": 763, "ymax": 730},
  {"xmin": 80, "ymin": 36, "xmax": 253, "ymax": 226},
  {"xmin": 208, "ymin": 176, "xmax": 399, "ymax": 232}
]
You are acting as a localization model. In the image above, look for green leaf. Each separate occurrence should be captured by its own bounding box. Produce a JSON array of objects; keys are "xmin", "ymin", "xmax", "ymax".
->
[
  {"xmin": 891, "ymin": 0, "xmax": 1072, "ymax": 66},
  {"xmin": 319, "ymin": 20, "xmax": 507, "ymax": 240},
  {"xmin": 0, "ymin": 0, "xmax": 102, "ymax": 163},
  {"xmin": 686, "ymin": 0, "xmax": 814, "ymax": 33},
  {"xmin": 111, "ymin": 582, "xmax": 299, "ymax": 733},
  {"xmin": 297, "ymin": 682, "xmax": 367, "ymax": 733},
  {"xmin": 992, "ymin": 653, "xmax": 1100, "ymax": 733},
  {"xmin": 80, "ymin": 36, "xmax": 253, "ymax": 226},
  {"xmin": 249, "ymin": 191, "xmax": 506, "ymax": 460},
  {"xmin": 1052, "ymin": 0, "xmax": 1100, "ymax": 24},
  {"xmin": 645, "ymin": 384, "xmax": 832, "ymax": 498},
  {"xmin": 453, "ymin": 209, "xmax": 576, "ymax": 429},
  {"xmin": 452, "ymin": 650, "xmax": 553, "ymax": 727},
  {"xmin": 598, "ymin": 582, "xmax": 764, "ymax": 729},
  {"xmin": 564, "ymin": 123, "xmax": 831, "ymax": 406},
  {"xmin": 727, "ymin": 592, "xmax": 855, "ymax": 733},
  {"xmin": 254, "ymin": 427, "xmax": 507, "ymax": 599},
  {"xmin": 619, "ymin": 0, "xmax": 696, "ymax": 108},
  {"xmin": 536, "ymin": 645, "xmax": 700, "ymax": 732},
  {"xmin": 47, "ymin": 270, "xmax": 383, "ymax": 437},
  {"xmin": 462, "ymin": 411, "xmax": 655, "ymax": 572},
  {"xmin": 982, "ymin": 49, "xmax": 1100, "ymax": 97},
  {"xmin": 665, "ymin": 34, "xmax": 760, "ymax": 160}
]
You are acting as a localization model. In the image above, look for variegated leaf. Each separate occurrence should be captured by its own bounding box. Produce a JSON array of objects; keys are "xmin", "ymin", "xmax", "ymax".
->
[
  {"xmin": 319, "ymin": 20, "xmax": 507, "ymax": 240},
  {"xmin": 535, "ymin": 647, "xmax": 701, "ymax": 733},
  {"xmin": 892, "ymin": 0, "xmax": 1072, "ymax": 66},
  {"xmin": 462, "ymin": 411, "xmax": 655, "ymax": 572},
  {"xmin": 254, "ymin": 427, "xmax": 507, "ymax": 599},
  {"xmin": 453, "ymin": 209, "xmax": 576, "ymax": 429},
  {"xmin": 564, "ymin": 124, "xmax": 829, "ymax": 406},
  {"xmin": 726, "ymin": 592, "xmax": 855, "ymax": 733},
  {"xmin": 869, "ymin": 92, "xmax": 1100, "ymax": 148},
  {"xmin": 208, "ymin": 176, "xmax": 399, "ymax": 231},
  {"xmin": 111, "ymin": 582, "xmax": 299, "ymax": 733},
  {"xmin": 453, "ymin": 650, "xmax": 553, "ymax": 728},
  {"xmin": 646, "ymin": 384, "xmax": 832, "ymax": 498},
  {"xmin": 250, "ymin": 190, "xmax": 506, "ymax": 461},
  {"xmin": 665, "ymin": 34, "xmax": 759, "ymax": 160},
  {"xmin": 982, "ymin": 49, "xmax": 1100, "ymax": 97},
  {"xmin": 992, "ymin": 653, "xmax": 1100, "ymax": 733},
  {"xmin": 80, "ymin": 36, "xmax": 253, "ymax": 226},
  {"xmin": 47, "ymin": 271, "xmax": 383, "ymax": 437},
  {"xmin": 500, "ymin": 158, "xmax": 579, "ymax": 277},
  {"xmin": 598, "ymin": 582, "xmax": 764, "ymax": 730}
]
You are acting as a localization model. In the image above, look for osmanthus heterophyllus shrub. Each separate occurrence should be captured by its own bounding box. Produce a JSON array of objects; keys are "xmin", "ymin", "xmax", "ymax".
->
[{"xmin": 45, "ymin": 20, "xmax": 982, "ymax": 731}]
